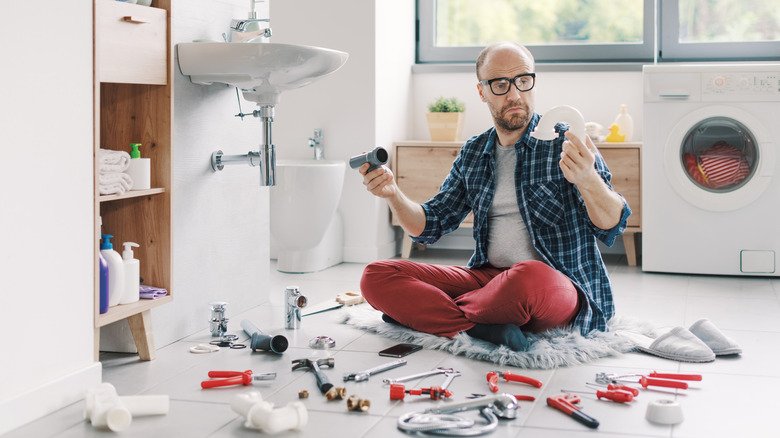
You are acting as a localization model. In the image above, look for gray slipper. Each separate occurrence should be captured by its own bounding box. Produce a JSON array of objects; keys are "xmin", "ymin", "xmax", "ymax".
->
[
  {"xmin": 616, "ymin": 327, "xmax": 716, "ymax": 363},
  {"xmin": 689, "ymin": 318, "xmax": 742, "ymax": 356}
]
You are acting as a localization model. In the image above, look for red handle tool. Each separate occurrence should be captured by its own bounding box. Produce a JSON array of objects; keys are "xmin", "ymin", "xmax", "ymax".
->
[
  {"xmin": 649, "ymin": 371, "xmax": 702, "ymax": 381},
  {"xmin": 547, "ymin": 394, "xmax": 599, "ymax": 429},
  {"xmin": 586, "ymin": 382, "xmax": 639, "ymax": 396},
  {"xmin": 201, "ymin": 370, "xmax": 253, "ymax": 389},
  {"xmin": 563, "ymin": 389, "xmax": 634, "ymax": 403},
  {"xmin": 638, "ymin": 376, "xmax": 689, "ymax": 390},
  {"xmin": 389, "ymin": 383, "xmax": 452, "ymax": 400},
  {"xmin": 595, "ymin": 390, "xmax": 634, "ymax": 403},
  {"xmin": 486, "ymin": 371, "xmax": 543, "ymax": 392}
]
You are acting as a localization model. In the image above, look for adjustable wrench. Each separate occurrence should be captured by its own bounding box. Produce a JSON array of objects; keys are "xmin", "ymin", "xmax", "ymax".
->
[
  {"xmin": 382, "ymin": 367, "xmax": 454, "ymax": 385},
  {"xmin": 343, "ymin": 359, "xmax": 407, "ymax": 382}
]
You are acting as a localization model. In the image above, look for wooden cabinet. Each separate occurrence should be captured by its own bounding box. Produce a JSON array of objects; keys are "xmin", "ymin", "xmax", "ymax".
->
[
  {"xmin": 391, "ymin": 141, "xmax": 642, "ymax": 266},
  {"xmin": 596, "ymin": 142, "xmax": 642, "ymax": 266},
  {"xmin": 93, "ymin": 0, "xmax": 173, "ymax": 361},
  {"xmin": 392, "ymin": 141, "xmax": 471, "ymax": 258}
]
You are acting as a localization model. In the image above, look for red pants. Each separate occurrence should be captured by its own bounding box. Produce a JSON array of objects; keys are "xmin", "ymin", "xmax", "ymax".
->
[{"xmin": 360, "ymin": 259, "xmax": 580, "ymax": 338}]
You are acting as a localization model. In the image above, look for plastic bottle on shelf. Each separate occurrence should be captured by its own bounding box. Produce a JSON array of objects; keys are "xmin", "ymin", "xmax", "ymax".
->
[
  {"xmin": 120, "ymin": 242, "xmax": 141, "ymax": 304},
  {"xmin": 612, "ymin": 104, "xmax": 634, "ymax": 142},
  {"xmin": 99, "ymin": 252, "xmax": 109, "ymax": 314},
  {"xmin": 100, "ymin": 234, "xmax": 125, "ymax": 307},
  {"xmin": 126, "ymin": 143, "xmax": 151, "ymax": 190}
]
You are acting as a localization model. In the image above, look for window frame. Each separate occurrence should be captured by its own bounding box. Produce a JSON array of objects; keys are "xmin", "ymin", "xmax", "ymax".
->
[
  {"xmin": 417, "ymin": 0, "xmax": 780, "ymax": 64},
  {"xmin": 659, "ymin": 0, "xmax": 780, "ymax": 62},
  {"xmin": 417, "ymin": 0, "xmax": 655, "ymax": 64}
]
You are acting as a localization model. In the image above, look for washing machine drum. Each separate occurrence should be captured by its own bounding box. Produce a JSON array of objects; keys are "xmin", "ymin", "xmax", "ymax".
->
[
  {"xmin": 681, "ymin": 117, "xmax": 757, "ymax": 192},
  {"xmin": 665, "ymin": 106, "xmax": 774, "ymax": 212}
]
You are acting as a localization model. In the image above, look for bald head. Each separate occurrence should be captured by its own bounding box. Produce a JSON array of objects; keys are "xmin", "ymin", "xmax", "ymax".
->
[{"xmin": 476, "ymin": 42, "xmax": 535, "ymax": 80}]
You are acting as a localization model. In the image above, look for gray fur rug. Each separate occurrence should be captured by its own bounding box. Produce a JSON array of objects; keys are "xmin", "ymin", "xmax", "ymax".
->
[{"xmin": 341, "ymin": 305, "xmax": 657, "ymax": 369}]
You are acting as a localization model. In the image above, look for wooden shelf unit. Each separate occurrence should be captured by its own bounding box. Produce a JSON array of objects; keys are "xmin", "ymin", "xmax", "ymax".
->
[
  {"xmin": 93, "ymin": 0, "xmax": 173, "ymax": 361},
  {"xmin": 595, "ymin": 142, "xmax": 642, "ymax": 266},
  {"xmin": 391, "ymin": 141, "xmax": 642, "ymax": 265}
]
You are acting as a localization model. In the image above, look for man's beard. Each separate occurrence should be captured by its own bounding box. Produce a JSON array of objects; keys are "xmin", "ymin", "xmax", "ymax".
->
[{"xmin": 493, "ymin": 103, "xmax": 531, "ymax": 132}]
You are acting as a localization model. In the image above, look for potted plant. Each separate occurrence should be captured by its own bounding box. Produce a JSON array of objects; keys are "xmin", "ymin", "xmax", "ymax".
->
[{"xmin": 426, "ymin": 96, "xmax": 465, "ymax": 141}]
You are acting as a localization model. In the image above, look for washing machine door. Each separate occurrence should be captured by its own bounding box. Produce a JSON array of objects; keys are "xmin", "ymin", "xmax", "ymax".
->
[{"xmin": 664, "ymin": 105, "xmax": 775, "ymax": 211}]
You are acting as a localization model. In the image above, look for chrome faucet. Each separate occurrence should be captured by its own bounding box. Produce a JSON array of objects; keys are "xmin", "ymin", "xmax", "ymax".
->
[
  {"xmin": 309, "ymin": 129, "xmax": 324, "ymax": 160},
  {"xmin": 227, "ymin": 18, "xmax": 272, "ymax": 42},
  {"xmin": 285, "ymin": 286, "xmax": 307, "ymax": 329},
  {"xmin": 209, "ymin": 301, "xmax": 229, "ymax": 337}
]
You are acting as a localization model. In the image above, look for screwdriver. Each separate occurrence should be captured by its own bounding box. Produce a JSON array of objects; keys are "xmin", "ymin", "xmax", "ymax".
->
[
  {"xmin": 561, "ymin": 389, "xmax": 634, "ymax": 403},
  {"xmin": 586, "ymin": 382, "xmax": 639, "ymax": 397}
]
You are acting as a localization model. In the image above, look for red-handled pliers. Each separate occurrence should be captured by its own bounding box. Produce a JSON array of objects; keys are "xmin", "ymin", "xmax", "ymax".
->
[
  {"xmin": 486, "ymin": 371, "xmax": 543, "ymax": 392},
  {"xmin": 201, "ymin": 370, "xmax": 276, "ymax": 389}
]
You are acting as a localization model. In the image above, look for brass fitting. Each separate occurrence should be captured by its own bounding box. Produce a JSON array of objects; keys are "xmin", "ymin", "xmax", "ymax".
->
[
  {"xmin": 298, "ymin": 390, "xmax": 309, "ymax": 399},
  {"xmin": 346, "ymin": 395, "xmax": 371, "ymax": 412},
  {"xmin": 325, "ymin": 386, "xmax": 347, "ymax": 401}
]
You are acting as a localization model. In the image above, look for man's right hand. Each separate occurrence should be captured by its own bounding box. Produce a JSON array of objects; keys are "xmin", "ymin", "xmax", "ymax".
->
[{"xmin": 360, "ymin": 162, "xmax": 396, "ymax": 199}]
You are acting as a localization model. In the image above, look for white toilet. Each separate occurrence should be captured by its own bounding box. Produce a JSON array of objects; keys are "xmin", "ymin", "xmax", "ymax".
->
[{"xmin": 270, "ymin": 159, "xmax": 345, "ymax": 273}]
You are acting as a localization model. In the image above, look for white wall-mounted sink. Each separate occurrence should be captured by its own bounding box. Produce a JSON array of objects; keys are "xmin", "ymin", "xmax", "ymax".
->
[{"xmin": 177, "ymin": 42, "xmax": 348, "ymax": 105}]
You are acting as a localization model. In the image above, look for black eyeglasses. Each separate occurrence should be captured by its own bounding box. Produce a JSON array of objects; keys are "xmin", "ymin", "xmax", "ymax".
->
[{"xmin": 479, "ymin": 73, "xmax": 536, "ymax": 95}]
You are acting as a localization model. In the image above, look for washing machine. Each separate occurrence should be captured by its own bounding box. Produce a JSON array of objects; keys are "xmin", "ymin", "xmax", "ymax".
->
[{"xmin": 643, "ymin": 64, "xmax": 780, "ymax": 276}]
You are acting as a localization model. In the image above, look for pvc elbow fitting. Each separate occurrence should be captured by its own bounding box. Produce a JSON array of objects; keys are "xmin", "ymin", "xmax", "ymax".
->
[
  {"xmin": 84, "ymin": 383, "xmax": 169, "ymax": 432},
  {"xmin": 231, "ymin": 391, "xmax": 309, "ymax": 434},
  {"xmin": 531, "ymin": 105, "xmax": 586, "ymax": 142}
]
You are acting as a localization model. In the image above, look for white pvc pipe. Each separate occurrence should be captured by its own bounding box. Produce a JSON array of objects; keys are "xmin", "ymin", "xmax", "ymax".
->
[
  {"xmin": 231, "ymin": 391, "xmax": 309, "ymax": 434},
  {"xmin": 530, "ymin": 105, "xmax": 586, "ymax": 142},
  {"xmin": 84, "ymin": 383, "xmax": 169, "ymax": 432}
]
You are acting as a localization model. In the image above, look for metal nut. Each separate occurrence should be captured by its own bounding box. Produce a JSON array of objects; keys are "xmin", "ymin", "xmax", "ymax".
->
[
  {"xmin": 325, "ymin": 386, "xmax": 347, "ymax": 401},
  {"xmin": 346, "ymin": 395, "xmax": 370, "ymax": 412},
  {"xmin": 298, "ymin": 390, "xmax": 309, "ymax": 399}
]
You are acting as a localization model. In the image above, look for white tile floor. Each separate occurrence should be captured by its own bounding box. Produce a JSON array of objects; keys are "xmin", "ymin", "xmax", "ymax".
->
[{"xmin": 8, "ymin": 249, "xmax": 780, "ymax": 438}]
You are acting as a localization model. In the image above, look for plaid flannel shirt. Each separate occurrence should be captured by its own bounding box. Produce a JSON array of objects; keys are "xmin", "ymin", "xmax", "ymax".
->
[{"xmin": 413, "ymin": 112, "xmax": 631, "ymax": 335}]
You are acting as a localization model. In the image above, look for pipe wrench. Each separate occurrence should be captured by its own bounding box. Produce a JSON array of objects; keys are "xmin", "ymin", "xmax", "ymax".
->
[{"xmin": 343, "ymin": 359, "xmax": 407, "ymax": 382}]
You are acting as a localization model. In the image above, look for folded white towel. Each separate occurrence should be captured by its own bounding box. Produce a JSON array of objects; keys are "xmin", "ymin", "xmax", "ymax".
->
[
  {"xmin": 99, "ymin": 172, "xmax": 134, "ymax": 195},
  {"xmin": 99, "ymin": 149, "xmax": 131, "ymax": 173}
]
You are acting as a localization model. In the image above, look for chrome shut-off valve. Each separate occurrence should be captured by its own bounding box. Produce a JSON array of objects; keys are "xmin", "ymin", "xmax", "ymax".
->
[
  {"xmin": 209, "ymin": 301, "xmax": 229, "ymax": 337},
  {"xmin": 285, "ymin": 286, "xmax": 307, "ymax": 329}
]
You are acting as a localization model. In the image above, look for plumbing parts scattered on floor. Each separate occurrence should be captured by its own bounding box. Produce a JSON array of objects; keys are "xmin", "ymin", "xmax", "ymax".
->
[{"xmin": 97, "ymin": 292, "xmax": 707, "ymax": 434}]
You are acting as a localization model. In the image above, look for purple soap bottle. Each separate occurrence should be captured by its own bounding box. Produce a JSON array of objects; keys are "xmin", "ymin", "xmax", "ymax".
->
[{"xmin": 99, "ymin": 249, "xmax": 109, "ymax": 314}]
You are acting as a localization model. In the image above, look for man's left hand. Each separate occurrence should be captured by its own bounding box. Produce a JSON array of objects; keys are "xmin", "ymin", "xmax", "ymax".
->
[{"xmin": 559, "ymin": 131, "xmax": 600, "ymax": 187}]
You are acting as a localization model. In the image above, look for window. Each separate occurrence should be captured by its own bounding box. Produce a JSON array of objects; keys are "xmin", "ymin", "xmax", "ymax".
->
[
  {"xmin": 661, "ymin": 0, "xmax": 780, "ymax": 61},
  {"xmin": 417, "ymin": 0, "xmax": 780, "ymax": 63}
]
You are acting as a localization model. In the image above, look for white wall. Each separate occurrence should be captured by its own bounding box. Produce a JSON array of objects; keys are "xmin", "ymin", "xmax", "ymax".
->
[
  {"xmin": 0, "ymin": 1, "xmax": 97, "ymax": 434},
  {"xmin": 270, "ymin": 0, "xmax": 414, "ymax": 263},
  {"xmin": 101, "ymin": 0, "xmax": 274, "ymax": 351}
]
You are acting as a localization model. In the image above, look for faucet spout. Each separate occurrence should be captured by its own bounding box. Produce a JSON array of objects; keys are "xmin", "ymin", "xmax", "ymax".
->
[
  {"xmin": 531, "ymin": 105, "xmax": 586, "ymax": 142},
  {"xmin": 309, "ymin": 129, "xmax": 324, "ymax": 160},
  {"xmin": 228, "ymin": 18, "xmax": 272, "ymax": 42}
]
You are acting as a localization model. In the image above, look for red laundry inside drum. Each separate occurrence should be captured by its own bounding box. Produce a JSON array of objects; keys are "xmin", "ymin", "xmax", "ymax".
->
[{"xmin": 684, "ymin": 141, "xmax": 751, "ymax": 189}]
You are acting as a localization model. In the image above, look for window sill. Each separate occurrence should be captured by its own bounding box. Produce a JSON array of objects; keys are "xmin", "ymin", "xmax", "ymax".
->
[{"xmin": 412, "ymin": 62, "xmax": 647, "ymax": 74}]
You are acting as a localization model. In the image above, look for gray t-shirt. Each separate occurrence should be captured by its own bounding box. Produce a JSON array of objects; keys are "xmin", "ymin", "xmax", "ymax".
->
[{"xmin": 487, "ymin": 144, "xmax": 543, "ymax": 268}]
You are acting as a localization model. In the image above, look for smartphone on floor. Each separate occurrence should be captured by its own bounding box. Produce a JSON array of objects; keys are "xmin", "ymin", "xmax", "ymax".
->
[{"xmin": 378, "ymin": 343, "xmax": 422, "ymax": 357}]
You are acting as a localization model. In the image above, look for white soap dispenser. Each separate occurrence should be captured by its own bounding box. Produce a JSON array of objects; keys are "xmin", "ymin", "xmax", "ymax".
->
[
  {"xmin": 613, "ymin": 104, "xmax": 634, "ymax": 142},
  {"xmin": 120, "ymin": 242, "xmax": 141, "ymax": 304},
  {"xmin": 100, "ymin": 235, "xmax": 125, "ymax": 307}
]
